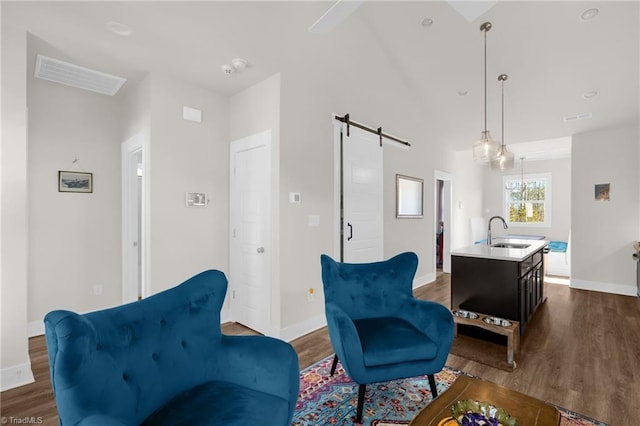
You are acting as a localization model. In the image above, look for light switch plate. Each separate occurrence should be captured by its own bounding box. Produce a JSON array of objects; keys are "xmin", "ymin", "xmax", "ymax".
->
[{"xmin": 289, "ymin": 192, "xmax": 301, "ymax": 204}]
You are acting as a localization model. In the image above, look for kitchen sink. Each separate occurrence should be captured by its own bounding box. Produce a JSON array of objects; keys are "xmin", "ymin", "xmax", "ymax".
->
[{"xmin": 491, "ymin": 242, "xmax": 531, "ymax": 249}]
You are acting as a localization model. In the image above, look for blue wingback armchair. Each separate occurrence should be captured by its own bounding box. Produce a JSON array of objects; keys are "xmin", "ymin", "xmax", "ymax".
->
[
  {"xmin": 44, "ymin": 270, "xmax": 299, "ymax": 426},
  {"xmin": 320, "ymin": 252, "xmax": 454, "ymax": 423}
]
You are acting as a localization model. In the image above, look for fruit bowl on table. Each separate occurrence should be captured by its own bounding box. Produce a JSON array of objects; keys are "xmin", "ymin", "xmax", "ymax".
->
[{"xmin": 451, "ymin": 399, "xmax": 518, "ymax": 426}]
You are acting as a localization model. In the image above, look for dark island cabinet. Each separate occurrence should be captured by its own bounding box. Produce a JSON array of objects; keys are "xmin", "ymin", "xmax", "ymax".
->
[{"xmin": 451, "ymin": 248, "xmax": 545, "ymax": 338}]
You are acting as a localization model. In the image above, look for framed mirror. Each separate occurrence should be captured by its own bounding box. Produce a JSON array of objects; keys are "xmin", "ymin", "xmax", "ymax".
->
[{"xmin": 396, "ymin": 174, "xmax": 423, "ymax": 218}]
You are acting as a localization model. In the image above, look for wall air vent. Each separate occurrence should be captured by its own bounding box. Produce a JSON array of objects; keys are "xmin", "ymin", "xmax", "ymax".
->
[
  {"xmin": 34, "ymin": 54, "xmax": 126, "ymax": 96},
  {"xmin": 563, "ymin": 112, "xmax": 592, "ymax": 122}
]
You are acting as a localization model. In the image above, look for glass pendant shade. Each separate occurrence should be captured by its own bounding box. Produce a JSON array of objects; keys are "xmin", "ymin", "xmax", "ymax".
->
[
  {"xmin": 490, "ymin": 73, "xmax": 514, "ymax": 171},
  {"xmin": 473, "ymin": 130, "xmax": 499, "ymax": 162},
  {"xmin": 491, "ymin": 145, "xmax": 515, "ymax": 171}
]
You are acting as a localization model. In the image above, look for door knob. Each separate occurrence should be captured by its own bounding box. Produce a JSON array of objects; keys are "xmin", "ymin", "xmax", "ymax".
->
[{"xmin": 257, "ymin": 247, "xmax": 265, "ymax": 253}]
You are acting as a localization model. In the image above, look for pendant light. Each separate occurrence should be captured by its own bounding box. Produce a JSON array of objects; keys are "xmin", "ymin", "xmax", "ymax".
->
[
  {"xmin": 519, "ymin": 156, "xmax": 527, "ymax": 197},
  {"xmin": 519, "ymin": 157, "xmax": 534, "ymax": 218},
  {"xmin": 491, "ymin": 74, "xmax": 515, "ymax": 171},
  {"xmin": 472, "ymin": 22, "xmax": 499, "ymax": 162}
]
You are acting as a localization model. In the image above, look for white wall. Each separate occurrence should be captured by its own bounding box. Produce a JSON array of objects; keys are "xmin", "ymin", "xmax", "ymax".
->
[
  {"xmin": 122, "ymin": 75, "xmax": 151, "ymax": 144},
  {"xmin": 278, "ymin": 16, "xmax": 453, "ymax": 331},
  {"xmin": 229, "ymin": 73, "xmax": 281, "ymax": 332},
  {"xmin": 26, "ymin": 35, "xmax": 123, "ymax": 327},
  {"xmin": 451, "ymin": 150, "xmax": 485, "ymax": 249},
  {"xmin": 146, "ymin": 75, "xmax": 230, "ymax": 293},
  {"xmin": 1, "ymin": 21, "xmax": 34, "ymax": 391},
  {"xmin": 482, "ymin": 157, "xmax": 572, "ymax": 242},
  {"xmin": 571, "ymin": 125, "xmax": 639, "ymax": 295}
]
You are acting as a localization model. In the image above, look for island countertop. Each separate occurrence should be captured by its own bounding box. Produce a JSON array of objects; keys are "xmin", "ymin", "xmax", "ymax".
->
[{"xmin": 451, "ymin": 238, "xmax": 549, "ymax": 262}]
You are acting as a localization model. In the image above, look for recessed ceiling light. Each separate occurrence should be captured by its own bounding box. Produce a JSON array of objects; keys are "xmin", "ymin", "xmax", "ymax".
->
[
  {"xmin": 421, "ymin": 18, "xmax": 434, "ymax": 27},
  {"xmin": 106, "ymin": 21, "xmax": 133, "ymax": 36},
  {"xmin": 579, "ymin": 8, "xmax": 599, "ymax": 22},
  {"xmin": 582, "ymin": 90, "xmax": 599, "ymax": 99}
]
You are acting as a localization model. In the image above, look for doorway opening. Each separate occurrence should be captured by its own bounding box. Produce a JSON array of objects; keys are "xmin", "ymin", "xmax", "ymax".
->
[
  {"xmin": 122, "ymin": 133, "xmax": 145, "ymax": 303},
  {"xmin": 434, "ymin": 171, "xmax": 452, "ymax": 274}
]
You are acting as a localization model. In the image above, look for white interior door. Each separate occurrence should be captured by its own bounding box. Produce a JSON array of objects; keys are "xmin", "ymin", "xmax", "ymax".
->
[
  {"xmin": 230, "ymin": 131, "xmax": 272, "ymax": 335},
  {"xmin": 341, "ymin": 125, "xmax": 383, "ymax": 263}
]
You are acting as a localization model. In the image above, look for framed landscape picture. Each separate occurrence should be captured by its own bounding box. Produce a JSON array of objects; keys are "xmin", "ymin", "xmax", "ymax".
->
[
  {"xmin": 58, "ymin": 171, "xmax": 93, "ymax": 193},
  {"xmin": 594, "ymin": 183, "xmax": 610, "ymax": 201}
]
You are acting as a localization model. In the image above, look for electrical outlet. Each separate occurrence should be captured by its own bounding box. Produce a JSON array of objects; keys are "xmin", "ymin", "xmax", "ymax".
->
[
  {"xmin": 93, "ymin": 284, "xmax": 103, "ymax": 296},
  {"xmin": 307, "ymin": 288, "xmax": 315, "ymax": 302}
]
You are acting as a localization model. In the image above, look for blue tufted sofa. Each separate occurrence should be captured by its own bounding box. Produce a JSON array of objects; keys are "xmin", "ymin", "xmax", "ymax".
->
[{"xmin": 44, "ymin": 270, "xmax": 299, "ymax": 426}]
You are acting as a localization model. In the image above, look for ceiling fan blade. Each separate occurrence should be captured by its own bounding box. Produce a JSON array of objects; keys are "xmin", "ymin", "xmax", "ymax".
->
[
  {"xmin": 446, "ymin": 0, "xmax": 497, "ymax": 22},
  {"xmin": 308, "ymin": 0, "xmax": 365, "ymax": 34}
]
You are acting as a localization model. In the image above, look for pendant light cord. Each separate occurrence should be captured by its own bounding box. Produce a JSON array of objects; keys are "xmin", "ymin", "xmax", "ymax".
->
[
  {"xmin": 520, "ymin": 157, "xmax": 526, "ymax": 200},
  {"xmin": 484, "ymin": 26, "xmax": 488, "ymax": 132},
  {"xmin": 501, "ymin": 75, "xmax": 505, "ymax": 152},
  {"xmin": 501, "ymin": 79, "xmax": 504, "ymax": 149}
]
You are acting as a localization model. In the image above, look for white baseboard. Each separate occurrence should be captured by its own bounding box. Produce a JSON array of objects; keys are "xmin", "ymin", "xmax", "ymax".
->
[
  {"xmin": 278, "ymin": 272, "xmax": 438, "ymax": 342},
  {"xmin": 413, "ymin": 272, "xmax": 436, "ymax": 289},
  {"xmin": 29, "ymin": 271, "xmax": 445, "ymax": 356},
  {"xmin": 1, "ymin": 362, "xmax": 35, "ymax": 392},
  {"xmin": 570, "ymin": 278, "xmax": 637, "ymax": 297},
  {"xmin": 279, "ymin": 314, "xmax": 327, "ymax": 342}
]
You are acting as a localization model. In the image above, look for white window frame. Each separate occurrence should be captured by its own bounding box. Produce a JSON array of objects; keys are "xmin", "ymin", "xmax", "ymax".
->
[{"xmin": 502, "ymin": 173, "xmax": 552, "ymax": 228}]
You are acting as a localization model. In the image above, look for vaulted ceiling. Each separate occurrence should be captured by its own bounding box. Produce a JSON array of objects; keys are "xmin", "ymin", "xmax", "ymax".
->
[{"xmin": 4, "ymin": 1, "xmax": 639, "ymax": 153}]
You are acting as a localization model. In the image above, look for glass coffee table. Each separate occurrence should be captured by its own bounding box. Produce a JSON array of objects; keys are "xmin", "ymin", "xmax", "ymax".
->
[{"xmin": 409, "ymin": 375, "xmax": 560, "ymax": 426}]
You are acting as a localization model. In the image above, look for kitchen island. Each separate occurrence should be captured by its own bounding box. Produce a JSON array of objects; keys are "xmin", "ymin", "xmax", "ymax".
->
[{"xmin": 451, "ymin": 238, "xmax": 548, "ymax": 342}]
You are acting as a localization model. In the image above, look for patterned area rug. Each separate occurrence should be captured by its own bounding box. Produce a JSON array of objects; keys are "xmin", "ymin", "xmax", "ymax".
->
[{"xmin": 293, "ymin": 356, "xmax": 607, "ymax": 426}]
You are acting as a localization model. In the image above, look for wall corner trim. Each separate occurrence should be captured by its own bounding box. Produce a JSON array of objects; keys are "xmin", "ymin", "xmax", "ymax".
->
[{"xmin": 1, "ymin": 362, "xmax": 35, "ymax": 392}]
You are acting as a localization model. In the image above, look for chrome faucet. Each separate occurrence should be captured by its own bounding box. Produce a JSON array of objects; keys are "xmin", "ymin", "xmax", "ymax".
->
[{"xmin": 487, "ymin": 216, "xmax": 508, "ymax": 246}]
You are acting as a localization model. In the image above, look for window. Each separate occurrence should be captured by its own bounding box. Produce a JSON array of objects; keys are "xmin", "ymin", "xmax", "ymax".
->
[{"xmin": 502, "ymin": 173, "xmax": 552, "ymax": 227}]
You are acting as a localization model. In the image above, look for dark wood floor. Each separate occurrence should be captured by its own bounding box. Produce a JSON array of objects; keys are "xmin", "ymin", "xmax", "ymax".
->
[{"xmin": 2, "ymin": 273, "xmax": 639, "ymax": 425}]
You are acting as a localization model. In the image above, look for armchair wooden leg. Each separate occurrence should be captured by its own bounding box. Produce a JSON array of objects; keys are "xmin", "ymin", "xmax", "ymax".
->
[
  {"xmin": 428, "ymin": 374, "xmax": 438, "ymax": 398},
  {"xmin": 330, "ymin": 354, "xmax": 339, "ymax": 376},
  {"xmin": 355, "ymin": 384, "xmax": 366, "ymax": 424}
]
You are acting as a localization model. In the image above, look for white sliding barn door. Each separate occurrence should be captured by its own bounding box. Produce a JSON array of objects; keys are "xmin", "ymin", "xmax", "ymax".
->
[{"xmin": 340, "ymin": 125, "xmax": 384, "ymax": 263}]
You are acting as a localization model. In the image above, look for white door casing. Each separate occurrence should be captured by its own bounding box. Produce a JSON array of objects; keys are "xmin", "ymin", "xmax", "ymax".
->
[
  {"xmin": 229, "ymin": 130, "xmax": 272, "ymax": 336},
  {"xmin": 121, "ymin": 133, "xmax": 145, "ymax": 303},
  {"xmin": 338, "ymin": 123, "xmax": 384, "ymax": 263}
]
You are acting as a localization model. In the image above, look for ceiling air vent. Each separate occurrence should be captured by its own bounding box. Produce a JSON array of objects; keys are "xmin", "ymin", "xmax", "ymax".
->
[
  {"xmin": 34, "ymin": 54, "xmax": 126, "ymax": 96},
  {"xmin": 563, "ymin": 112, "xmax": 592, "ymax": 122}
]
